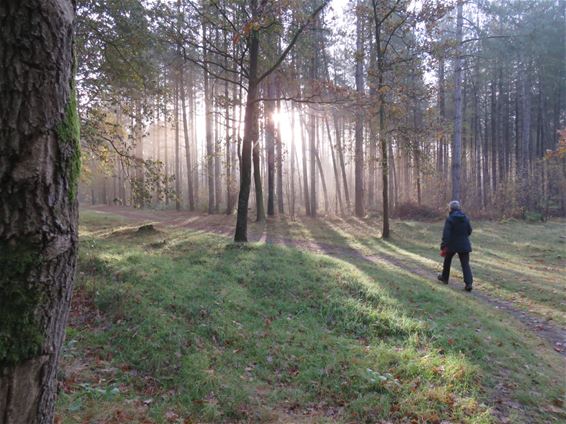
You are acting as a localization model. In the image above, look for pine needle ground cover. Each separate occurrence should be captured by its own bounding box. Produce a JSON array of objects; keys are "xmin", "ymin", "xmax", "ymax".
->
[{"xmin": 56, "ymin": 210, "xmax": 565, "ymax": 423}]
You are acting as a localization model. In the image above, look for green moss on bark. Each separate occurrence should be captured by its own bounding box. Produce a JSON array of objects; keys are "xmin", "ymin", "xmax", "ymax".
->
[
  {"xmin": 0, "ymin": 242, "xmax": 44, "ymax": 366},
  {"xmin": 57, "ymin": 80, "xmax": 81, "ymax": 201}
]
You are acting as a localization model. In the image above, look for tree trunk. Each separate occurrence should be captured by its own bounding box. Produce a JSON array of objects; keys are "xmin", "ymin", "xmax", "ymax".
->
[
  {"xmin": 164, "ymin": 71, "xmax": 170, "ymax": 206},
  {"xmin": 462, "ymin": 74, "xmax": 468, "ymax": 198},
  {"xmin": 309, "ymin": 112, "xmax": 317, "ymax": 217},
  {"xmin": 334, "ymin": 116, "xmax": 350, "ymax": 209},
  {"xmin": 0, "ymin": 1, "xmax": 78, "ymax": 422},
  {"xmin": 451, "ymin": 0, "xmax": 463, "ymax": 201},
  {"xmin": 229, "ymin": 73, "xmax": 240, "ymax": 215},
  {"xmin": 191, "ymin": 83, "xmax": 199, "ymax": 208},
  {"xmin": 368, "ymin": 35, "xmax": 377, "ymax": 210},
  {"xmin": 253, "ymin": 125, "xmax": 265, "ymax": 222},
  {"xmin": 276, "ymin": 91, "xmax": 284, "ymax": 214},
  {"xmin": 180, "ymin": 66, "xmax": 194, "ymax": 210},
  {"xmin": 301, "ymin": 108, "xmax": 311, "ymax": 216},
  {"xmin": 354, "ymin": 1, "xmax": 365, "ymax": 217},
  {"xmin": 380, "ymin": 106, "xmax": 389, "ymax": 237},
  {"xmin": 290, "ymin": 106, "xmax": 297, "ymax": 217},
  {"xmin": 225, "ymin": 73, "xmax": 232, "ymax": 215},
  {"xmin": 371, "ymin": 0, "xmax": 390, "ymax": 237},
  {"xmin": 325, "ymin": 118, "xmax": 344, "ymax": 215},
  {"xmin": 234, "ymin": 11, "xmax": 260, "ymax": 241},
  {"xmin": 389, "ymin": 142, "xmax": 397, "ymax": 212},
  {"xmin": 202, "ymin": 14, "xmax": 215, "ymax": 214},
  {"xmin": 490, "ymin": 78, "xmax": 498, "ymax": 193},
  {"xmin": 102, "ymin": 176, "xmax": 108, "ymax": 204},
  {"xmin": 520, "ymin": 58, "xmax": 531, "ymax": 210},
  {"xmin": 415, "ymin": 147, "xmax": 422, "ymax": 205},
  {"xmin": 265, "ymin": 81, "xmax": 276, "ymax": 216},
  {"xmin": 295, "ymin": 149, "xmax": 303, "ymax": 213},
  {"xmin": 414, "ymin": 105, "xmax": 422, "ymax": 206},
  {"xmin": 233, "ymin": 0, "xmax": 327, "ymax": 234},
  {"xmin": 521, "ymin": 60, "xmax": 531, "ymax": 177},
  {"xmin": 174, "ymin": 75, "xmax": 181, "ymax": 211},
  {"xmin": 498, "ymin": 69, "xmax": 506, "ymax": 183},
  {"xmin": 134, "ymin": 100, "xmax": 144, "ymax": 208},
  {"xmin": 214, "ymin": 83, "xmax": 221, "ymax": 213},
  {"xmin": 315, "ymin": 134, "xmax": 329, "ymax": 214},
  {"xmin": 438, "ymin": 56, "xmax": 446, "ymax": 176},
  {"xmin": 483, "ymin": 98, "xmax": 490, "ymax": 204},
  {"xmin": 154, "ymin": 100, "xmax": 162, "ymax": 205},
  {"xmin": 119, "ymin": 160, "xmax": 126, "ymax": 205},
  {"xmin": 473, "ymin": 72, "xmax": 482, "ymax": 207}
]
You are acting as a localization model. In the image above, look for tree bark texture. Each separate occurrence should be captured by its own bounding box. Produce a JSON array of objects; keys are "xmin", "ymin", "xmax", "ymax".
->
[
  {"xmin": 451, "ymin": 0, "xmax": 463, "ymax": 202},
  {"xmin": 180, "ymin": 65, "xmax": 194, "ymax": 210},
  {"xmin": 234, "ymin": 14, "xmax": 260, "ymax": 241},
  {"xmin": 253, "ymin": 122, "xmax": 265, "ymax": 222},
  {"xmin": 276, "ymin": 94, "xmax": 284, "ymax": 214},
  {"xmin": 265, "ymin": 81, "xmax": 276, "ymax": 216},
  {"xmin": 309, "ymin": 113, "xmax": 317, "ymax": 217},
  {"xmin": 0, "ymin": 1, "xmax": 79, "ymax": 423},
  {"xmin": 315, "ymin": 136, "xmax": 329, "ymax": 213},
  {"xmin": 174, "ymin": 78, "xmax": 181, "ymax": 211},
  {"xmin": 325, "ymin": 118, "xmax": 344, "ymax": 215},
  {"xmin": 202, "ymin": 15, "xmax": 215, "ymax": 214},
  {"xmin": 301, "ymin": 108, "xmax": 311, "ymax": 216},
  {"xmin": 133, "ymin": 100, "xmax": 144, "ymax": 207},
  {"xmin": 334, "ymin": 116, "xmax": 350, "ymax": 209},
  {"xmin": 354, "ymin": 1, "xmax": 365, "ymax": 217},
  {"xmin": 290, "ymin": 106, "xmax": 297, "ymax": 217}
]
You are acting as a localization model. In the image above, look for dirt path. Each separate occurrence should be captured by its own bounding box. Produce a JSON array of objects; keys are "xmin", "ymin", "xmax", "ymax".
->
[{"xmin": 87, "ymin": 205, "xmax": 566, "ymax": 358}]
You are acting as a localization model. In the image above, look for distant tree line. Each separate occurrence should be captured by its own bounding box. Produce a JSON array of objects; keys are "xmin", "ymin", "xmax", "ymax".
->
[{"xmin": 76, "ymin": 0, "xmax": 565, "ymax": 242}]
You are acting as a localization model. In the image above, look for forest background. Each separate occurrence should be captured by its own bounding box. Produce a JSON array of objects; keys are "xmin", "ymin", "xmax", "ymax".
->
[{"xmin": 77, "ymin": 0, "xmax": 566, "ymax": 240}]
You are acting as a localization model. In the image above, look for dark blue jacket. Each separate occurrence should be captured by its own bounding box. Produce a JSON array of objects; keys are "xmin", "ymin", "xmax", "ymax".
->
[{"xmin": 441, "ymin": 210, "xmax": 472, "ymax": 253}]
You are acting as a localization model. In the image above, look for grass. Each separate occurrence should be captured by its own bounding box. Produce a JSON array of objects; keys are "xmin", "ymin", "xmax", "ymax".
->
[
  {"xmin": 245, "ymin": 215, "xmax": 566, "ymax": 327},
  {"xmin": 56, "ymin": 210, "xmax": 565, "ymax": 423},
  {"xmin": 363, "ymin": 219, "xmax": 564, "ymax": 327}
]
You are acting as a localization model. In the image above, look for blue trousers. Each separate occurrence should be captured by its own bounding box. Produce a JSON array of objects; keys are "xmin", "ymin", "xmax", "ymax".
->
[{"xmin": 442, "ymin": 252, "xmax": 473, "ymax": 285}]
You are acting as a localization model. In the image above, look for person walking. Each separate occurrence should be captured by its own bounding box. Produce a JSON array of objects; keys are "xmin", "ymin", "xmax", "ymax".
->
[{"xmin": 438, "ymin": 200, "xmax": 473, "ymax": 291}]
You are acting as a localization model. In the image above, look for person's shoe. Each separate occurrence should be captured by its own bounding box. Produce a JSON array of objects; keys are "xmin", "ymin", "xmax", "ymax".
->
[
  {"xmin": 437, "ymin": 274, "xmax": 448, "ymax": 284},
  {"xmin": 464, "ymin": 284, "xmax": 472, "ymax": 292}
]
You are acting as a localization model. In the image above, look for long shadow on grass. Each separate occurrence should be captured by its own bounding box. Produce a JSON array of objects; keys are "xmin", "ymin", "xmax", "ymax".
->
[
  {"xmin": 324, "ymin": 219, "xmax": 566, "ymax": 322},
  {"xmin": 222, "ymin": 240, "xmax": 485, "ymax": 421},
  {"xmin": 362, "ymin": 231, "xmax": 566, "ymax": 318},
  {"xmin": 296, "ymin": 221, "xmax": 526, "ymax": 358},
  {"xmin": 296, "ymin": 221, "xmax": 565, "ymax": 414},
  {"xmin": 80, "ymin": 224, "xmax": 565, "ymax": 423}
]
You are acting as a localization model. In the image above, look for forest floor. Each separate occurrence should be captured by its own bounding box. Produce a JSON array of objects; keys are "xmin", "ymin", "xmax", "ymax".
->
[{"xmin": 56, "ymin": 206, "xmax": 566, "ymax": 424}]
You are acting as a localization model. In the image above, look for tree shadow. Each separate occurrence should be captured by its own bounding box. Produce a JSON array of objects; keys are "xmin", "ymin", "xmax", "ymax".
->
[{"xmin": 82, "ymin": 220, "xmax": 565, "ymax": 423}]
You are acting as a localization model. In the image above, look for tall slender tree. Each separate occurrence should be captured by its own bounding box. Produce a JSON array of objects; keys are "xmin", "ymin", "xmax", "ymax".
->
[
  {"xmin": 354, "ymin": 0, "xmax": 365, "ymax": 217},
  {"xmin": 451, "ymin": 0, "xmax": 464, "ymax": 202}
]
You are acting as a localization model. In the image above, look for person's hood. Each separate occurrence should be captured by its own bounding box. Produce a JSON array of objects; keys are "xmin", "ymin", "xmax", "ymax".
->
[{"xmin": 449, "ymin": 210, "xmax": 467, "ymax": 221}]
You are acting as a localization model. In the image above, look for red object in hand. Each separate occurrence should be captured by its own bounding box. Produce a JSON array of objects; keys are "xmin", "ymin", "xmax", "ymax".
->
[{"xmin": 440, "ymin": 247, "xmax": 448, "ymax": 257}]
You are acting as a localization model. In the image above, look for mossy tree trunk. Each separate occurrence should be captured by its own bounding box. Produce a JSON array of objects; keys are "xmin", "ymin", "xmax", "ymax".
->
[{"xmin": 0, "ymin": 1, "xmax": 78, "ymax": 423}]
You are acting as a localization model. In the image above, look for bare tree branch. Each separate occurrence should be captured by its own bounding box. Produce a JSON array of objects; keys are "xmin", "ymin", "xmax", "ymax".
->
[{"xmin": 256, "ymin": 0, "xmax": 330, "ymax": 85}]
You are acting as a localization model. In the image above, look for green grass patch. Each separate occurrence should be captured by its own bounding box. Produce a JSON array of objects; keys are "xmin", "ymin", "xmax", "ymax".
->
[
  {"xmin": 252, "ymin": 215, "xmax": 566, "ymax": 327},
  {"xmin": 56, "ymin": 210, "xmax": 565, "ymax": 423}
]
